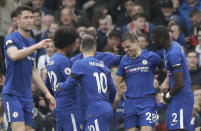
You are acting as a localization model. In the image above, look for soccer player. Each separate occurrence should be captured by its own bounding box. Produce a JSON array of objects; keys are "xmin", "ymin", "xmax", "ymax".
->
[
  {"xmin": 114, "ymin": 32, "xmax": 162, "ymax": 131},
  {"xmin": 70, "ymin": 33, "xmax": 122, "ymax": 129},
  {"xmin": 45, "ymin": 27, "xmax": 82, "ymax": 131},
  {"xmin": 2, "ymin": 5, "xmax": 56, "ymax": 131},
  {"xmin": 150, "ymin": 25, "xmax": 194, "ymax": 131},
  {"xmin": 58, "ymin": 35, "xmax": 116, "ymax": 131}
]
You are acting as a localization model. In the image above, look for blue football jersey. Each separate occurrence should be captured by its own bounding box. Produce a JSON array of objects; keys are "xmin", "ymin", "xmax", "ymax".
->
[
  {"xmin": 164, "ymin": 41, "xmax": 191, "ymax": 89},
  {"xmin": 71, "ymin": 51, "xmax": 121, "ymax": 110},
  {"xmin": 117, "ymin": 50, "xmax": 162, "ymax": 98},
  {"xmin": 60, "ymin": 56, "xmax": 116, "ymax": 120},
  {"xmin": 46, "ymin": 52, "xmax": 77, "ymax": 111},
  {"xmin": 3, "ymin": 31, "xmax": 36, "ymax": 97}
]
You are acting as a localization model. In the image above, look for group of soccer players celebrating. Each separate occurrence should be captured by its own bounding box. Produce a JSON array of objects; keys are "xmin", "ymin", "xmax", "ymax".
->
[{"xmin": 2, "ymin": 5, "xmax": 194, "ymax": 131}]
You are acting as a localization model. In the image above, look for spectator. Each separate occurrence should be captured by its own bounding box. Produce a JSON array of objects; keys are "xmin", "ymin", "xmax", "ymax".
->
[
  {"xmin": 31, "ymin": 9, "xmax": 42, "ymax": 43},
  {"xmin": 116, "ymin": 0, "xmax": 135, "ymax": 27},
  {"xmin": 37, "ymin": 40, "xmax": 56, "ymax": 74},
  {"xmin": 7, "ymin": 10, "xmax": 18, "ymax": 34},
  {"xmin": 168, "ymin": 22, "xmax": 188, "ymax": 50},
  {"xmin": 195, "ymin": 28, "xmax": 201, "ymax": 64},
  {"xmin": 136, "ymin": 33, "xmax": 149, "ymax": 49},
  {"xmin": 189, "ymin": 9, "xmax": 201, "ymax": 48},
  {"xmin": 41, "ymin": 14, "xmax": 55, "ymax": 36},
  {"xmin": 179, "ymin": 0, "xmax": 201, "ymax": 34},
  {"xmin": 31, "ymin": 0, "xmax": 48, "ymax": 19},
  {"xmin": 122, "ymin": 13, "xmax": 151, "ymax": 35},
  {"xmin": 59, "ymin": 6, "xmax": 77, "ymax": 28},
  {"xmin": 103, "ymin": 30, "xmax": 124, "ymax": 55},
  {"xmin": 186, "ymin": 50, "xmax": 201, "ymax": 85}
]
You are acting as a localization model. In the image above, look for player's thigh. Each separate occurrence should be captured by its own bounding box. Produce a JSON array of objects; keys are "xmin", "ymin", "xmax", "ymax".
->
[
  {"xmin": 141, "ymin": 126, "xmax": 154, "ymax": 131},
  {"xmin": 55, "ymin": 110, "xmax": 81, "ymax": 131},
  {"xmin": 126, "ymin": 127, "xmax": 140, "ymax": 131},
  {"xmin": 2, "ymin": 94, "xmax": 25, "ymax": 124},
  {"xmin": 138, "ymin": 106, "xmax": 157, "ymax": 128},
  {"xmin": 25, "ymin": 125, "xmax": 32, "ymax": 131},
  {"xmin": 166, "ymin": 97, "xmax": 193, "ymax": 130},
  {"xmin": 23, "ymin": 98, "xmax": 34, "ymax": 127},
  {"xmin": 11, "ymin": 121, "xmax": 25, "ymax": 131},
  {"xmin": 86, "ymin": 111, "xmax": 113, "ymax": 131},
  {"xmin": 124, "ymin": 100, "xmax": 138, "ymax": 130}
]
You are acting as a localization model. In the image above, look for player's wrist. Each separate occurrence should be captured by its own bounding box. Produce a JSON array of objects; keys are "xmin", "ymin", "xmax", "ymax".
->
[{"xmin": 166, "ymin": 92, "xmax": 172, "ymax": 99}]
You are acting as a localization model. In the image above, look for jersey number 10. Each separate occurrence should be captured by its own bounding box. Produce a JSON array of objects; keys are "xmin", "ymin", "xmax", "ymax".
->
[{"xmin": 93, "ymin": 72, "xmax": 108, "ymax": 94}]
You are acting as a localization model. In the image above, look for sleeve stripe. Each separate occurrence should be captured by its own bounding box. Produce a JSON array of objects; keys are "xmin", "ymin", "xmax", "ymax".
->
[
  {"xmin": 6, "ymin": 42, "xmax": 16, "ymax": 47},
  {"xmin": 172, "ymin": 64, "xmax": 182, "ymax": 70}
]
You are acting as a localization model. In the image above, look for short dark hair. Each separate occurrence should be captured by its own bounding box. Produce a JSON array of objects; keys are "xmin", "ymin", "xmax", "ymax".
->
[
  {"xmin": 186, "ymin": 49, "xmax": 198, "ymax": 57},
  {"xmin": 108, "ymin": 30, "xmax": 121, "ymax": 40},
  {"xmin": 189, "ymin": 8, "xmax": 201, "ymax": 18},
  {"xmin": 132, "ymin": 13, "xmax": 146, "ymax": 21},
  {"xmin": 124, "ymin": 0, "xmax": 135, "ymax": 4},
  {"xmin": 33, "ymin": 9, "xmax": 41, "ymax": 16},
  {"xmin": 15, "ymin": 5, "xmax": 33, "ymax": 17},
  {"xmin": 81, "ymin": 34, "xmax": 97, "ymax": 52},
  {"xmin": 122, "ymin": 32, "xmax": 137, "ymax": 43},
  {"xmin": 10, "ymin": 10, "xmax": 18, "ymax": 19},
  {"xmin": 150, "ymin": 25, "xmax": 170, "ymax": 41},
  {"xmin": 54, "ymin": 27, "xmax": 79, "ymax": 49}
]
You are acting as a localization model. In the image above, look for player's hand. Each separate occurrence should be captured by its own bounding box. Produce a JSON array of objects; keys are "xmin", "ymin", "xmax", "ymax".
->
[
  {"xmin": 55, "ymin": 83, "xmax": 61, "ymax": 92},
  {"xmin": 36, "ymin": 39, "xmax": 52, "ymax": 49},
  {"xmin": 163, "ymin": 93, "xmax": 171, "ymax": 104},
  {"xmin": 160, "ymin": 81, "xmax": 169, "ymax": 93},
  {"xmin": 45, "ymin": 92, "xmax": 56, "ymax": 110}
]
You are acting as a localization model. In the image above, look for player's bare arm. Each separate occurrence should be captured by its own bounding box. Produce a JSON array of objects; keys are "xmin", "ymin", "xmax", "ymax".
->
[
  {"xmin": 160, "ymin": 73, "xmax": 170, "ymax": 93},
  {"xmin": 32, "ymin": 63, "xmax": 56, "ymax": 110},
  {"xmin": 163, "ymin": 72, "xmax": 184, "ymax": 103},
  {"xmin": 114, "ymin": 75, "xmax": 123, "ymax": 87},
  {"xmin": 7, "ymin": 39, "xmax": 51, "ymax": 61}
]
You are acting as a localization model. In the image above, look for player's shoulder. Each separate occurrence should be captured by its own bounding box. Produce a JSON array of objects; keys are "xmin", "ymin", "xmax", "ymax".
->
[
  {"xmin": 50, "ymin": 53, "xmax": 70, "ymax": 65},
  {"xmin": 121, "ymin": 55, "xmax": 129, "ymax": 62},
  {"xmin": 70, "ymin": 53, "xmax": 83, "ymax": 64},
  {"xmin": 96, "ymin": 51, "xmax": 119, "ymax": 57},
  {"xmin": 5, "ymin": 32, "xmax": 18, "ymax": 42}
]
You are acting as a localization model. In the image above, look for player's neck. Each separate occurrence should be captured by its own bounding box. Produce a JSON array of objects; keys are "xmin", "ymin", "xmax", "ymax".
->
[
  {"xmin": 164, "ymin": 39, "xmax": 172, "ymax": 51},
  {"xmin": 18, "ymin": 28, "xmax": 30, "ymax": 39},
  {"xmin": 83, "ymin": 51, "xmax": 95, "ymax": 58},
  {"xmin": 132, "ymin": 48, "xmax": 142, "ymax": 59},
  {"xmin": 57, "ymin": 49, "xmax": 67, "ymax": 56}
]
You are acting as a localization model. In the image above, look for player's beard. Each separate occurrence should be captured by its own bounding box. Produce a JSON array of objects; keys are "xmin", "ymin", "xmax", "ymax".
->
[{"xmin": 21, "ymin": 26, "xmax": 32, "ymax": 32}]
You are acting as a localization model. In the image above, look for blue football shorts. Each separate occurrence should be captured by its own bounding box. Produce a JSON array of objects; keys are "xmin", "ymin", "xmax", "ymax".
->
[
  {"xmin": 2, "ymin": 94, "xmax": 34, "ymax": 126},
  {"xmin": 124, "ymin": 96, "xmax": 157, "ymax": 130}
]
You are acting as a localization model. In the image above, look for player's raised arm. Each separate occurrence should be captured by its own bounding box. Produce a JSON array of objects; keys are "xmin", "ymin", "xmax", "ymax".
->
[
  {"xmin": 7, "ymin": 39, "xmax": 51, "ymax": 61},
  {"xmin": 32, "ymin": 63, "xmax": 56, "ymax": 110},
  {"xmin": 57, "ymin": 73, "xmax": 78, "ymax": 90}
]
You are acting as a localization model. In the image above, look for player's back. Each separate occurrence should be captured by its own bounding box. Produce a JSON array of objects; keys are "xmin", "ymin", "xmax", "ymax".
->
[
  {"xmin": 3, "ymin": 31, "xmax": 35, "ymax": 97},
  {"xmin": 71, "ymin": 51, "xmax": 121, "ymax": 68},
  {"xmin": 46, "ymin": 52, "xmax": 77, "ymax": 111},
  {"xmin": 71, "ymin": 56, "xmax": 115, "ymax": 119},
  {"xmin": 164, "ymin": 41, "xmax": 191, "ymax": 90}
]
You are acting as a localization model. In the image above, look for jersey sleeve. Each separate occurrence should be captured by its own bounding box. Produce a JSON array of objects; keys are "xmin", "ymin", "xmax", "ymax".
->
[
  {"xmin": 151, "ymin": 52, "xmax": 163, "ymax": 68},
  {"xmin": 109, "ymin": 53, "xmax": 121, "ymax": 66},
  {"xmin": 4, "ymin": 35, "xmax": 17, "ymax": 50},
  {"xmin": 116, "ymin": 58, "xmax": 125, "ymax": 77},
  {"xmin": 59, "ymin": 61, "xmax": 83, "ymax": 90},
  {"xmin": 60, "ymin": 58, "xmax": 72, "ymax": 79},
  {"xmin": 169, "ymin": 52, "xmax": 183, "ymax": 74}
]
